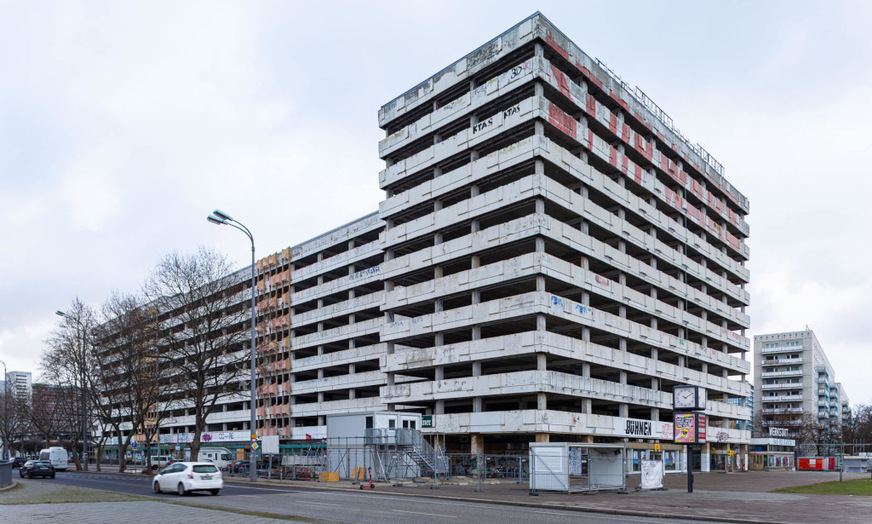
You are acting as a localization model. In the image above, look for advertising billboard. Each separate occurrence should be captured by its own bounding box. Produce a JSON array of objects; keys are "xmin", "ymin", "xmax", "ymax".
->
[{"xmin": 673, "ymin": 413, "xmax": 707, "ymax": 444}]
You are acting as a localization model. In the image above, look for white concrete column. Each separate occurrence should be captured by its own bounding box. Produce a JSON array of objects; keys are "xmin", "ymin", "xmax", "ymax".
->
[{"xmin": 619, "ymin": 369, "xmax": 629, "ymax": 418}]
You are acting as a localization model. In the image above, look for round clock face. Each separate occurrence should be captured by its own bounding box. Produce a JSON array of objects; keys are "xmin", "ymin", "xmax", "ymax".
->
[{"xmin": 675, "ymin": 388, "xmax": 696, "ymax": 408}]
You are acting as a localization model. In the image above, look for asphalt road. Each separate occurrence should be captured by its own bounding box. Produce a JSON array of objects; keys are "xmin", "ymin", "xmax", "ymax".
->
[{"xmin": 51, "ymin": 471, "xmax": 726, "ymax": 524}]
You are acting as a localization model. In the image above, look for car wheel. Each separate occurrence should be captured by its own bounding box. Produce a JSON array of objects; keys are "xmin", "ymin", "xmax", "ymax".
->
[
  {"xmin": 50, "ymin": 474, "xmax": 55, "ymax": 479},
  {"xmin": 177, "ymin": 483, "xmax": 187, "ymax": 496},
  {"xmin": 210, "ymin": 489, "xmax": 219, "ymax": 496},
  {"xmin": 153, "ymin": 482, "xmax": 161, "ymax": 494}
]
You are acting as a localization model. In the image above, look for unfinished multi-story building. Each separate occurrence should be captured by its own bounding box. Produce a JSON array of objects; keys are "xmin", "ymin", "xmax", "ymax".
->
[
  {"xmin": 373, "ymin": 12, "xmax": 751, "ymax": 468},
  {"xmin": 754, "ymin": 329, "xmax": 849, "ymax": 450},
  {"xmin": 254, "ymin": 215, "xmax": 385, "ymax": 440},
  {"xmin": 98, "ymin": 13, "xmax": 753, "ymax": 472}
]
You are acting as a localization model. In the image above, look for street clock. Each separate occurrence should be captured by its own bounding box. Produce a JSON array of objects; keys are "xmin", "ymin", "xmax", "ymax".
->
[{"xmin": 672, "ymin": 385, "xmax": 707, "ymax": 411}]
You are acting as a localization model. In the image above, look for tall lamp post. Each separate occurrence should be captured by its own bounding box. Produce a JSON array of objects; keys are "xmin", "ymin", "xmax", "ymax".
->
[
  {"xmin": 207, "ymin": 209, "xmax": 258, "ymax": 483},
  {"xmin": 0, "ymin": 359, "xmax": 7, "ymax": 461},
  {"xmin": 55, "ymin": 310, "xmax": 89, "ymax": 472}
]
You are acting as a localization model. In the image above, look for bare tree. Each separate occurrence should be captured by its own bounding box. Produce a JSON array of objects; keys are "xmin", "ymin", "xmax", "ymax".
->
[
  {"xmin": 42, "ymin": 299, "xmax": 97, "ymax": 470},
  {"xmin": 794, "ymin": 412, "xmax": 825, "ymax": 456},
  {"xmin": 0, "ymin": 388, "xmax": 28, "ymax": 459},
  {"xmin": 28, "ymin": 383, "xmax": 68, "ymax": 450},
  {"xmin": 143, "ymin": 247, "xmax": 250, "ymax": 460},
  {"xmin": 94, "ymin": 291, "xmax": 175, "ymax": 473}
]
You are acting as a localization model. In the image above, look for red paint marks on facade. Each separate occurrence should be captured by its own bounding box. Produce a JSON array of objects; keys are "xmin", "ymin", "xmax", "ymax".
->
[
  {"xmin": 545, "ymin": 33, "xmax": 570, "ymax": 60},
  {"xmin": 550, "ymin": 64, "xmax": 572, "ymax": 98},
  {"xmin": 579, "ymin": 66, "xmax": 603, "ymax": 89},
  {"xmin": 634, "ymin": 165, "xmax": 644, "ymax": 185},
  {"xmin": 547, "ymin": 102, "xmax": 577, "ymax": 139}
]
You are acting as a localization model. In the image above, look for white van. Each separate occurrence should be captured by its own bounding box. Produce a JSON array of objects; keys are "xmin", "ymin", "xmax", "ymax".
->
[
  {"xmin": 150, "ymin": 455, "xmax": 176, "ymax": 471},
  {"xmin": 190, "ymin": 448, "xmax": 233, "ymax": 469},
  {"xmin": 39, "ymin": 447, "xmax": 69, "ymax": 471}
]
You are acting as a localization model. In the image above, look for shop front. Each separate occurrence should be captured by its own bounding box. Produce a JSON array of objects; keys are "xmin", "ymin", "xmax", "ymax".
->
[{"xmin": 749, "ymin": 436, "xmax": 795, "ymax": 471}]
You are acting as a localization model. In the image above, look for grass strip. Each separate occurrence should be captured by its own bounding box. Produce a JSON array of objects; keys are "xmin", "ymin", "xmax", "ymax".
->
[{"xmin": 774, "ymin": 478, "xmax": 872, "ymax": 496}]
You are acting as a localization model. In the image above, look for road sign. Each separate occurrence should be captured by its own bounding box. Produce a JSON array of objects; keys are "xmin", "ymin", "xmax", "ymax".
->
[{"xmin": 251, "ymin": 443, "xmax": 259, "ymax": 450}]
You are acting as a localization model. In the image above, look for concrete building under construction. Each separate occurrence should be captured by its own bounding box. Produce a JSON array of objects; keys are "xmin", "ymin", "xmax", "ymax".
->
[
  {"xmin": 249, "ymin": 12, "xmax": 752, "ymax": 467},
  {"xmin": 116, "ymin": 13, "xmax": 753, "ymax": 471}
]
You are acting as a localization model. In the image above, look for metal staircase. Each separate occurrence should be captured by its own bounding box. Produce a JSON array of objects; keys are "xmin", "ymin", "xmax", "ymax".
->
[
  {"xmin": 364, "ymin": 428, "xmax": 447, "ymax": 479},
  {"xmin": 395, "ymin": 428, "xmax": 448, "ymax": 477}
]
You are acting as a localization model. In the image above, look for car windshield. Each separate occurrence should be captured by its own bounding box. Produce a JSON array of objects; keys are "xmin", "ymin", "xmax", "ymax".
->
[{"xmin": 193, "ymin": 465, "xmax": 219, "ymax": 473}]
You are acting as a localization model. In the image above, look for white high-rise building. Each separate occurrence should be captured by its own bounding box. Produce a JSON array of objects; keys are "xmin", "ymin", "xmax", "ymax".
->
[
  {"xmin": 5, "ymin": 371, "xmax": 32, "ymax": 401},
  {"xmin": 754, "ymin": 329, "xmax": 848, "ymax": 448}
]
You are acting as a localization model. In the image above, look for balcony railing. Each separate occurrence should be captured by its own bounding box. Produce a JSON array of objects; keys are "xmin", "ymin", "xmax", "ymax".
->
[
  {"xmin": 762, "ymin": 408, "xmax": 803, "ymax": 414},
  {"xmin": 760, "ymin": 347, "xmax": 798, "ymax": 355},
  {"xmin": 761, "ymin": 383, "xmax": 799, "ymax": 390},
  {"xmin": 761, "ymin": 357, "xmax": 802, "ymax": 366},
  {"xmin": 761, "ymin": 370, "xmax": 802, "ymax": 378},
  {"xmin": 763, "ymin": 394, "xmax": 803, "ymax": 402}
]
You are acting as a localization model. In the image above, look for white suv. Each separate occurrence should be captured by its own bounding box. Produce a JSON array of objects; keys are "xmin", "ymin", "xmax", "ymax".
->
[{"xmin": 153, "ymin": 462, "xmax": 223, "ymax": 496}]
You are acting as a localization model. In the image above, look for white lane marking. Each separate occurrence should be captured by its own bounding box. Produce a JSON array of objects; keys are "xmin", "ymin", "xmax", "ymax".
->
[
  {"xmin": 239, "ymin": 494, "xmax": 261, "ymax": 498},
  {"xmin": 524, "ymin": 509, "xmax": 641, "ymax": 520},
  {"xmin": 393, "ymin": 509, "xmax": 456, "ymax": 518},
  {"xmin": 296, "ymin": 501, "xmax": 342, "ymax": 507}
]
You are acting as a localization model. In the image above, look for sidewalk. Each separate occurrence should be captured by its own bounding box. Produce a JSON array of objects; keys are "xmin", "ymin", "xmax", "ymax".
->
[
  {"xmin": 40, "ymin": 465, "xmax": 872, "ymax": 523},
  {"xmin": 240, "ymin": 469, "xmax": 872, "ymax": 524}
]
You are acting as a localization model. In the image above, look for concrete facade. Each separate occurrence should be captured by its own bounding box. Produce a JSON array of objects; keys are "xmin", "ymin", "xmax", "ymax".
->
[
  {"xmin": 374, "ymin": 12, "xmax": 750, "ymax": 456},
  {"xmin": 5, "ymin": 371, "xmax": 32, "ymax": 401},
  {"xmin": 99, "ymin": 14, "xmax": 752, "ymax": 464},
  {"xmin": 753, "ymin": 329, "xmax": 848, "ymax": 446}
]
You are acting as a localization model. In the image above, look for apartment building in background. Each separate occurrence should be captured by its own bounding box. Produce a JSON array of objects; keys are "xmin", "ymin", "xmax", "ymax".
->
[
  {"xmin": 101, "ymin": 13, "xmax": 753, "ymax": 472},
  {"xmin": 5, "ymin": 371, "xmax": 32, "ymax": 401},
  {"xmin": 753, "ymin": 329, "xmax": 849, "ymax": 447}
]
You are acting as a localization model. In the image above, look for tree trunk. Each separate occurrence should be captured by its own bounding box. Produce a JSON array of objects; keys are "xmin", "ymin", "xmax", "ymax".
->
[
  {"xmin": 71, "ymin": 451, "xmax": 83, "ymax": 471},
  {"xmin": 145, "ymin": 442, "xmax": 153, "ymax": 474}
]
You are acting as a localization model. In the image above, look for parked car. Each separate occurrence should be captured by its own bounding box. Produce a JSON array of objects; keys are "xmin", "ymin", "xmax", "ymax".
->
[
  {"xmin": 149, "ymin": 455, "xmax": 176, "ymax": 471},
  {"xmin": 152, "ymin": 462, "xmax": 222, "ymax": 496},
  {"xmin": 19, "ymin": 460, "xmax": 56, "ymax": 479},
  {"xmin": 11, "ymin": 457, "xmax": 26, "ymax": 468}
]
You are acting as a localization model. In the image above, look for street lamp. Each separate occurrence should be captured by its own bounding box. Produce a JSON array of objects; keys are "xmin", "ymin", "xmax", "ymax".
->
[
  {"xmin": 0, "ymin": 359, "xmax": 7, "ymax": 461},
  {"xmin": 55, "ymin": 310, "xmax": 89, "ymax": 472},
  {"xmin": 207, "ymin": 209, "xmax": 258, "ymax": 483}
]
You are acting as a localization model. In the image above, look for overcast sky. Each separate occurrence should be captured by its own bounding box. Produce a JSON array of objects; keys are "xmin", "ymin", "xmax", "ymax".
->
[{"xmin": 2, "ymin": 1, "xmax": 871, "ymax": 405}]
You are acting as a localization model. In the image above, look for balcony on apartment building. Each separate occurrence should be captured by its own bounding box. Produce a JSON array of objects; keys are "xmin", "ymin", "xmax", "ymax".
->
[{"xmin": 761, "ymin": 369, "xmax": 803, "ymax": 378}]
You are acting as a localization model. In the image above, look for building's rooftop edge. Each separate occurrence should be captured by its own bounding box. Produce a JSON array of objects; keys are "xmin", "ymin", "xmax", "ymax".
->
[{"xmin": 378, "ymin": 12, "xmax": 748, "ymax": 206}]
